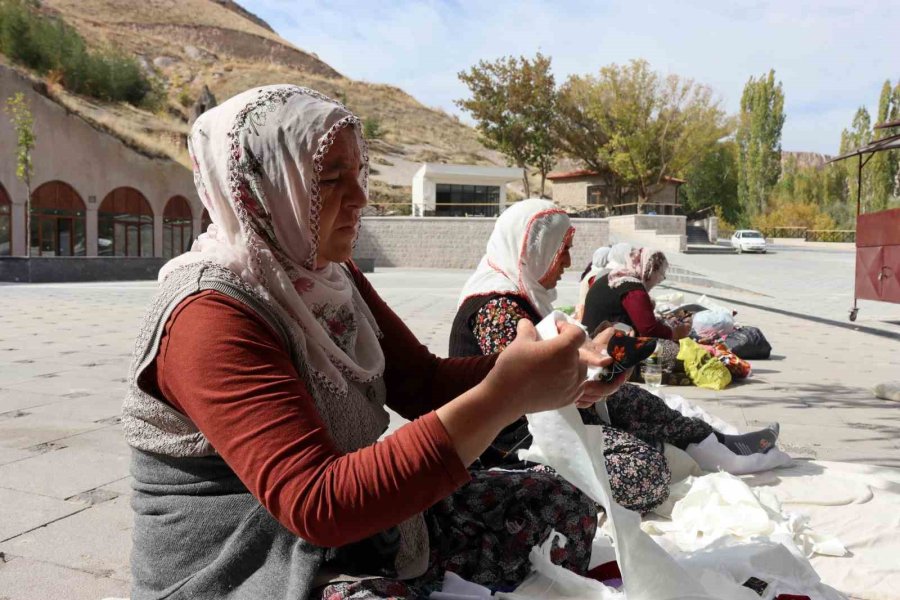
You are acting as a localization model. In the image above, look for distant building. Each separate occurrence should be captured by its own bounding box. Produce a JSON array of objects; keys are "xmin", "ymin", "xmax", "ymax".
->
[
  {"xmin": 412, "ymin": 163, "xmax": 522, "ymax": 217},
  {"xmin": 548, "ymin": 169, "xmax": 685, "ymax": 216}
]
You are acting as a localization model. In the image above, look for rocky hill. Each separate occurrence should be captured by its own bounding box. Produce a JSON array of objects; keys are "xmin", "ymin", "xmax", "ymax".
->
[
  {"xmin": 782, "ymin": 151, "xmax": 832, "ymax": 170},
  {"xmin": 29, "ymin": 0, "xmax": 500, "ymax": 204}
]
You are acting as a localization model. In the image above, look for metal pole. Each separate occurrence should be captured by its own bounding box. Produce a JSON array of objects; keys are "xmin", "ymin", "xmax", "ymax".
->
[{"xmin": 857, "ymin": 154, "xmax": 862, "ymax": 217}]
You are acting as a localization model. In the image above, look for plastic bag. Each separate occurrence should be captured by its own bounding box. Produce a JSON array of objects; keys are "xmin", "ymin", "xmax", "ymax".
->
[
  {"xmin": 690, "ymin": 309, "xmax": 735, "ymax": 341},
  {"xmin": 723, "ymin": 326, "xmax": 772, "ymax": 360},
  {"xmin": 677, "ymin": 339, "xmax": 732, "ymax": 390}
]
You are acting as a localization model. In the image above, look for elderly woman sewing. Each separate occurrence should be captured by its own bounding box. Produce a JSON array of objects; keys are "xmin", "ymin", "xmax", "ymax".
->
[{"xmin": 121, "ymin": 86, "xmax": 626, "ymax": 600}]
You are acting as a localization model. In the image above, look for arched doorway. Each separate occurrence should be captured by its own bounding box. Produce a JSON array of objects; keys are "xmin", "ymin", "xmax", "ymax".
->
[
  {"xmin": 98, "ymin": 187, "xmax": 154, "ymax": 256},
  {"xmin": 0, "ymin": 182, "xmax": 11, "ymax": 256},
  {"xmin": 30, "ymin": 181, "xmax": 87, "ymax": 256},
  {"xmin": 163, "ymin": 195, "xmax": 193, "ymax": 259}
]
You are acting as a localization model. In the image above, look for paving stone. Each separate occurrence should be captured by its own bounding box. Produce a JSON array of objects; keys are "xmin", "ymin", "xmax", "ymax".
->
[
  {"xmin": 0, "ymin": 413, "xmax": 103, "ymax": 450},
  {"xmin": 0, "ymin": 487, "xmax": 84, "ymax": 542},
  {"xmin": 0, "ymin": 556, "xmax": 129, "ymax": 600},
  {"xmin": 0, "ymin": 387, "xmax": 61, "ymax": 413},
  {"xmin": 0, "ymin": 446, "xmax": 128, "ymax": 499},
  {"xmin": 0, "ymin": 497, "xmax": 132, "ymax": 580}
]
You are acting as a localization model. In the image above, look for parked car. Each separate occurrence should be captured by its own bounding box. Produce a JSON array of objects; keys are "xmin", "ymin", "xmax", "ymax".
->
[{"xmin": 731, "ymin": 229, "xmax": 767, "ymax": 253}]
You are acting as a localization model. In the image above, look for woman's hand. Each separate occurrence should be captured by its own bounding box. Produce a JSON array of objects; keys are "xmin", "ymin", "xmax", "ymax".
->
[
  {"xmin": 486, "ymin": 319, "xmax": 587, "ymax": 415},
  {"xmin": 574, "ymin": 325, "xmax": 629, "ymax": 407},
  {"xmin": 672, "ymin": 322, "xmax": 692, "ymax": 340}
]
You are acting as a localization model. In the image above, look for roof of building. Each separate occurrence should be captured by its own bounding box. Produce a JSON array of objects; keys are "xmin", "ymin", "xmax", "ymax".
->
[
  {"xmin": 546, "ymin": 169, "xmax": 686, "ymax": 185},
  {"xmin": 413, "ymin": 163, "xmax": 522, "ymax": 182}
]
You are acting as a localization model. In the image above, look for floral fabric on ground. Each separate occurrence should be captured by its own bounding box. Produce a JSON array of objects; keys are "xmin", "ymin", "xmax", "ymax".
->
[{"xmin": 317, "ymin": 469, "xmax": 597, "ymax": 599}]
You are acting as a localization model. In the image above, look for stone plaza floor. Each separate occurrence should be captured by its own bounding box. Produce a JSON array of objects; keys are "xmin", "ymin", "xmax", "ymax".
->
[{"xmin": 0, "ymin": 244, "xmax": 898, "ymax": 599}]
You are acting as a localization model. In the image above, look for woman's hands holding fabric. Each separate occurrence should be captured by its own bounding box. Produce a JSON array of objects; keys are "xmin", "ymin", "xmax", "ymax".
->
[
  {"xmin": 575, "ymin": 325, "xmax": 629, "ymax": 407},
  {"xmin": 672, "ymin": 321, "xmax": 692, "ymax": 340},
  {"xmin": 486, "ymin": 319, "xmax": 587, "ymax": 416}
]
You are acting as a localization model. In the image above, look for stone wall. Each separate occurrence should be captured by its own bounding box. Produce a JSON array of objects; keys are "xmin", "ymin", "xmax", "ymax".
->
[
  {"xmin": 606, "ymin": 214, "xmax": 687, "ymax": 254},
  {"xmin": 355, "ymin": 217, "xmax": 610, "ymax": 270},
  {"xmin": 0, "ymin": 257, "xmax": 167, "ymax": 282}
]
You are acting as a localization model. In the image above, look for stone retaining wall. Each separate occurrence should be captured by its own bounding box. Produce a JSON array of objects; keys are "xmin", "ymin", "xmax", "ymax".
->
[{"xmin": 356, "ymin": 217, "xmax": 610, "ymax": 270}]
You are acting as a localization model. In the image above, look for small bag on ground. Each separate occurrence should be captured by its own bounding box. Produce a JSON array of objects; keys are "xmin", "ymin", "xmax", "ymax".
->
[{"xmin": 724, "ymin": 325, "xmax": 772, "ymax": 359}]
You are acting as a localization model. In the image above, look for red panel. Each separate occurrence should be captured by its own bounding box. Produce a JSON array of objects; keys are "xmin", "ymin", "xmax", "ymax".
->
[
  {"xmin": 856, "ymin": 246, "xmax": 883, "ymax": 301},
  {"xmin": 857, "ymin": 208, "xmax": 900, "ymax": 247},
  {"xmin": 882, "ymin": 245, "xmax": 900, "ymax": 303}
]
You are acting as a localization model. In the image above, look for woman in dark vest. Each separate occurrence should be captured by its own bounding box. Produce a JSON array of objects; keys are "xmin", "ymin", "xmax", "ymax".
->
[
  {"xmin": 450, "ymin": 206, "xmax": 782, "ymax": 509},
  {"xmin": 582, "ymin": 247, "xmax": 691, "ymax": 339},
  {"xmin": 450, "ymin": 200, "xmax": 672, "ymax": 514}
]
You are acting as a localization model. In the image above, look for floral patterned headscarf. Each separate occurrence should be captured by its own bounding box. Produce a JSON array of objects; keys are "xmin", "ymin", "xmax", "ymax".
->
[
  {"xmin": 158, "ymin": 85, "xmax": 384, "ymax": 399},
  {"xmin": 607, "ymin": 247, "xmax": 668, "ymax": 289},
  {"xmin": 458, "ymin": 199, "xmax": 575, "ymax": 316}
]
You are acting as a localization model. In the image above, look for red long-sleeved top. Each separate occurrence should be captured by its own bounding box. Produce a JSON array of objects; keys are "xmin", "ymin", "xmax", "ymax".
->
[
  {"xmin": 149, "ymin": 263, "xmax": 495, "ymax": 547},
  {"xmin": 621, "ymin": 289, "xmax": 674, "ymax": 339}
]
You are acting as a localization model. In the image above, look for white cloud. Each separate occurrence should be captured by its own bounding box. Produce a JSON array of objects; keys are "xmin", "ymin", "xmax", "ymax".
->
[{"xmin": 245, "ymin": 0, "xmax": 900, "ymax": 154}]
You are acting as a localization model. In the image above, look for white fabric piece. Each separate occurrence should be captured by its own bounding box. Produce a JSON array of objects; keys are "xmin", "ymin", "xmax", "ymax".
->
[
  {"xmin": 659, "ymin": 393, "xmax": 739, "ymax": 435},
  {"xmin": 458, "ymin": 199, "xmax": 574, "ymax": 316},
  {"xmin": 519, "ymin": 316, "xmax": 720, "ymax": 600},
  {"xmin": 429, "ymin": 571, "xmax": 493, "ymax": 600},
  {"xmin": 694, "ymin": 295, "xmax": 734, "ymax": 315},
  {"xmin": 644, "ymin": 472, "xmax": 846, "ymax": 560},
  {"xmin": 685, "ymin": 434, "xmax": 793, "ymax": 476},
  {"xmin": 497, "ymin": 531, "xmax": 623, "ymax": 599},
  {"xmin": 873, "ymin": 381, "xmax": 900, "ymax": 402}
]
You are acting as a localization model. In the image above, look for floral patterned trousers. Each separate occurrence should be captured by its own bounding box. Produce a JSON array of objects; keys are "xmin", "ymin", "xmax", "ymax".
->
[
  {"xmin": 605, "ymin": 383, "xmax": 714, "ymax": 450},
  {"xmin": 317, "ymin": 469, "xmax": 597, "ymax": 600}
]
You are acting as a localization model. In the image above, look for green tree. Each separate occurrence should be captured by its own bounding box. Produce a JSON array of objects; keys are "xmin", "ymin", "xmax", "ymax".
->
[
  {"xmin": 736, "ymin": 70, "xmax": 785, "ymax": 217},
  {"xmin": 839, "ymin": 107, "xmax": 873, "ymax": 210},
  {"xmin": 457, "ymin": 52, "xmax": 558, "ymax": 197},
  {"xmin": 868, "ymin": 80, "xmax": 896, "ymax": 210},
  {"xmin": 4, "ymin": 92, "xmax": 35, "ymax": 257},
  {"xmin": 556, "ymin": 60, "xmax": 730, "ymax": 206},
  {"xmin": 680, "ymin": 140, "xmax": 742, "ymax": 225}
]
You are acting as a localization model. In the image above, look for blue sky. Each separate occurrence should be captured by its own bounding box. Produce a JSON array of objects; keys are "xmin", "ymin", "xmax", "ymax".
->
[{"xmin": 243, "ymin": 0, "xmax": 900, "ymax": 155}]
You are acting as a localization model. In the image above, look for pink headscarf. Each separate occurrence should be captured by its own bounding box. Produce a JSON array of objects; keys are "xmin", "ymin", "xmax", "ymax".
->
[{"xmin": 607, "ymin": 247, "xmax": 668, "ymax": 289}]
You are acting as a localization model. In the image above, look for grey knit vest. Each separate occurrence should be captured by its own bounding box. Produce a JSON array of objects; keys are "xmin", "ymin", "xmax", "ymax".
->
[{"xmin": 122, "ymin": 261, "xmax": 428, "ymax": 596}]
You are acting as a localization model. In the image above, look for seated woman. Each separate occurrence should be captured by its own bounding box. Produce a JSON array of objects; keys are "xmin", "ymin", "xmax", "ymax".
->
[
  {"xmin": 575, "ymin": 242, "xmax": 632, "ymax": 321},
  {"xmin": 450, "ymin": 208, "xmax": 781, "ymax": 488},
  {"xmin": 581, "ymin": 247, "xmax": 691, "ymax": 339},
  {"xmin": 449, "ymin": 199, "xmax": 671, "ymax": 514},
  {"xmin": 122, "ymin": 86, "xmax": 623, "ymax": 600}
]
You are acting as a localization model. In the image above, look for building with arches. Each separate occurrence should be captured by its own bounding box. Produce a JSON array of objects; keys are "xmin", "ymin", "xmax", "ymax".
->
[{"xmin": 0, "ymin": 64, "xmax": 204, "ymax": 274}]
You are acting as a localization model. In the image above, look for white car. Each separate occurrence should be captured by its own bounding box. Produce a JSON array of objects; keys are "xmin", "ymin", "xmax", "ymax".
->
[{"xmin": 731, "ymin": 229, "xmax": 767, "ymax": 253}]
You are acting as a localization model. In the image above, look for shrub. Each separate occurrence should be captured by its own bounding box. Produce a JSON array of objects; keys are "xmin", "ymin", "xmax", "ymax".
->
[
  {"xmin": 363, "ymin": 116, "xmax": 383, "ymax": 139},
  {"xmin": 0, "ymin": 0, "xmax": 156, "ymax": 107}
]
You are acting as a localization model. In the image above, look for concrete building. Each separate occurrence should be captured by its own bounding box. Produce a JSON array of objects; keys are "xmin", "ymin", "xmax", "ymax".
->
[
  {"xmin": 548, "ymin": 169, "xmax": 685, "ymax": 216},
  {"xmin": 411, "ymin": 163, "xmax": 522, "ymax": 217},
  {"xmin": 0, "ymin": 64, "xmax": 205, "ymax": 262}
]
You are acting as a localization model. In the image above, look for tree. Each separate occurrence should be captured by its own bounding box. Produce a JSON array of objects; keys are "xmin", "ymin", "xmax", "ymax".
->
[
  {"xmin": 839, "ymin": 107, "xmax": 873, "ymax": 210},
  {"xmin": 680, "ymin": 140, "xmax": 742, "ymax": 225},
  {"xmin": 736, "ymin": 70, "xmax": 785, "ymax": 217},
  {"xmin": 457, "ymin": 53, "xmax": 558, "ymax": 197},
  {"xmin": 557, "ymin": 60, "xmax": 730, "ymax": 205},
  {"xmin": 4, "ymin": 92, "xmax": 35, "ymax": 257},
  {"xmin": 868, "ymin": 80, "xmax": 896, "ymax": 210}
]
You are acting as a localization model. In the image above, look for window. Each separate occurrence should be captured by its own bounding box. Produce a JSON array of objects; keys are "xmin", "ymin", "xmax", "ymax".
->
[
  {"xmin": 0, "ymin": 183, "xmax": 10, "ymax": 256},
  {"xmin": 743, "ymin": 231, "xmax": 763, "ymax": 238},
  {"xmin": 98, "ymin": 187, "xmax": 154, "ymax": 257},
  {"xmin": 435, "ymin": 184, "xmax": 500, "ymax": 217},
  {"xmin": 163, "ymin": 196, "xmax": 194, "ymax": 259},
  {"xmin": 30, "ymin": 181, "xmax": 86, "ymax": 256}
]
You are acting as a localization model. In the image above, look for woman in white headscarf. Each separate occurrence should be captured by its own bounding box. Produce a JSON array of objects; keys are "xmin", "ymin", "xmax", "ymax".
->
[
  {"xmin": 575, "ymin": 242, "xmax": 632, "ymax": 320},
  {"xmin": 450, "ymin": 207, "xmax": 782, "ymax": 501},
  {"xmin": 449, "ymin": 200, "xmax": 672, "ymax": 514},
  {"xmin": 122, "ymin": 86, "xmax": 624, "ymax": 599}
]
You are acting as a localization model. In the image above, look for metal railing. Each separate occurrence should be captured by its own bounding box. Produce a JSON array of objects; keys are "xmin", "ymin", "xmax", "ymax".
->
[{"xmin": 804, "ymin": 229, "xmax": 856, "ymax": 243}]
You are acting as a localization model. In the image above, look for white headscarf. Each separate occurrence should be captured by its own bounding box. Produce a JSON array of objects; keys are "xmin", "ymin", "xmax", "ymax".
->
[
  {"xmin": 576, "ymin": 242, "xmax": 632, "ymax": 309},
  {"xmin": 608, "ymin": 246, "xmax": 669, "ymax": 288},
  {"xmin": 159, "ymin": 85, "xmax": 384, "ymax": 399},
  {"xmin": 458, "ymin": 199, "xmax": 574, "ymax": 317}
]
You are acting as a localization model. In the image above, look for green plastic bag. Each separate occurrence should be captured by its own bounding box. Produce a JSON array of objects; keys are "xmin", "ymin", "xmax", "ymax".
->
[{"xmin": 677, "ymin": 338, "xmax": 732, "ymax": 390}]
